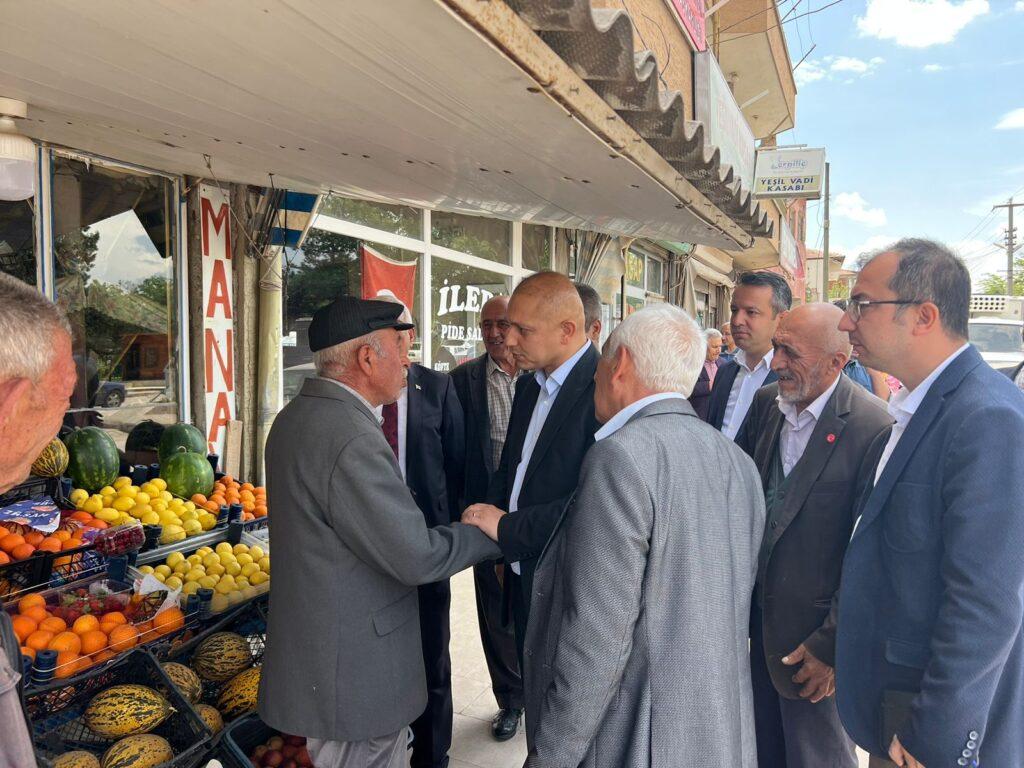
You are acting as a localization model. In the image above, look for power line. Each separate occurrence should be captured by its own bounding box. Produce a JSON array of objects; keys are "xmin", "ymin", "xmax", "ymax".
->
[{"xmin": 721, "ymin": 0, "xmax": 848, "ymax": 45}]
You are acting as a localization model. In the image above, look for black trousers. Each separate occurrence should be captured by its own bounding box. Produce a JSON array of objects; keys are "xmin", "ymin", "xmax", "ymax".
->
[
  {"xmin": 410, "ymin": 580, "xmax": 453, "ymax": 768},
  {"xmin": 473, "ymin": 562, "xmax": 523, "ymax": 710},
  {"xmin": 506, "ymin": 567, "xmax": 530, "ymax": 672},
  {"xmin": 750, "ymin": 604, "xmax": 857, "ymax": 768}
]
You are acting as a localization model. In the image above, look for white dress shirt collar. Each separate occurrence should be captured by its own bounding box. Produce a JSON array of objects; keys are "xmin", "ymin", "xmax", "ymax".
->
[
  {"xmin": 735, "ymin": 347, "xmax": 774, "ymax": 373},
  {"xmin": 534, "ymin": 340, "xmax": 591, "ymax": 396},
  {"xmin": 777, "ymin": 373, "xmax": 841, "ymax": 428},
  {"xmin": 317, "ymin": 376, "xmax": 381, "ymax": 424},
  {"xmin": 887, "ymin": 343, "xmax": 970, "ymax": 428},
  {"xmin": 595, "ymin": 393, "xmax": 687, "ymax": 441}
]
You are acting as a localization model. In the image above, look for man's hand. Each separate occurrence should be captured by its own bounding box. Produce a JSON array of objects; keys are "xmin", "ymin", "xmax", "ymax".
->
[
  {"xmin": 782, "ymin": 644, "xmax": 835, "ymax": 703},
  {"xmin": 889, "ymin": 735, "xmax": 926, "ymax": 768},
  {"xmin": 462, "ymin": 504, "xmax": 506, "ymax": 541}
]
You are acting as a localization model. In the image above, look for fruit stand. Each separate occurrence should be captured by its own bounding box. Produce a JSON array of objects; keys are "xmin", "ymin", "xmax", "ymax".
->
[{"xmin": 0, "ymin": 422, "xmax": 276, "ymax": 768}]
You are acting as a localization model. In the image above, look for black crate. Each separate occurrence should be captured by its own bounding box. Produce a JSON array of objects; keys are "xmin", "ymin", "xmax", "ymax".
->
[
  {"xmin": 30, "ymin": 647, "xmax": 212, "ymax": 768},
  {"xmin": 218, "ymin": 714, "xmax": 276, "ymax": 768},
  {"xmin": 0, "ymin": 475, "xmax": 63, "ymax": 507},
  {"xmin": 0, "ymin": 541, "xmax": 99, "ymax": 606}
]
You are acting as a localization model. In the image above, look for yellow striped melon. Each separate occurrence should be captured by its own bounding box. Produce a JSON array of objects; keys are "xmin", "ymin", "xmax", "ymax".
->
[
  {"xmin": 52, "ymin": 752, "xmax": 101, "ymax": 768},
  {"xmin": 101, "ymin": 734, "xmax": 173, "ymax": 768},
  {"xmin": 84, "ymin": 685, "xmax": 173, "ymax": 739},
  {"xmin": 190, "ymin": 632, "xmax": 252, "ymax": 682},
  {"xmin": 160, "ymin": 662, "xmax": 202, "ymax": 703},
  {"xmin": 32, "ymin": 437, "xmax": 69, "ymax": 477},
  {"xmin": 195, "ymin": 703, "xmax": 224, "ymax": 734},
  {"xmin": 216, "ymin": 665, "xmax": 261, "ymax": 719}
]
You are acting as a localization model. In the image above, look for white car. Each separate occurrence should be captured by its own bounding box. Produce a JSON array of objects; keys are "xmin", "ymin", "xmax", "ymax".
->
[{"xmin": 968, "ymin": 318, "xmax": 1024, "ymax": 373}]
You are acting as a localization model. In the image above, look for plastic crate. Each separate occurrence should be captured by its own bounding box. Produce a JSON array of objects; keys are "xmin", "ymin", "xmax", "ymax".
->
[
  {"xmin": 217, "ymin": 714, "xmax": 276, "ymax": 768},
  {"xmin": 0, "ymin": 540, "xmax": 99, "ymax": 605},
  {"xmin": 0, "ymin": 475, "xmax": 66, "ymax": 507},
  {"xmin": 30, "ymin": 647, "xmax": 212, "ymax": 768}
]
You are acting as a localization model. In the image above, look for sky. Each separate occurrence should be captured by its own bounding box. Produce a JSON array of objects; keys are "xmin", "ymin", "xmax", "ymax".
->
[{"xmin": 772, "ymin": 0, "xmax": 1024, "ymax": 285}]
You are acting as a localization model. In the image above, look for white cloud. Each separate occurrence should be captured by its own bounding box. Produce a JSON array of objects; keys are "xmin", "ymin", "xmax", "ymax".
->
[
  {"xmin": 830, "ymin": 56, "xmax": 886, "ymax": 74},
  {"xmin": 1016, "ymin": 1, "xmax": 1024, "ymax": 10},
  {"xmin": 795, "ymin": 56, "xmax": 884, "ymax": 87},
  {"xmin": 857, "ymin": 0, "xmax": 989, "ymax": 48},
  {"xmin": 833, "ymin": 192, "xmax": 888, "ymax": 228},
  {"xmin": 995, "ymin": 108, "xmax": 1024, "ymax": 130},
  {"xmin": 794, "ymin": 60, "xmax": 827, "ymax": 87},
  {"xmin": 922, "ymin": 63, "xmax": 948, "ymax": 72}
]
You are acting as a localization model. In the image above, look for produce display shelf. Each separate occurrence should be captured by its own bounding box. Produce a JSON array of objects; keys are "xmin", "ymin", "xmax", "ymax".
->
[
  {"xmin": 0, "ymin": 540, "xmax": 100, "ymax": 606},
  {"xmin": 217, "ymin": 713, "xmax": 275, "ymax": 768},
  {"xmin": 134, "ymin": 529, "xmax": 228, "ymax": 566}
]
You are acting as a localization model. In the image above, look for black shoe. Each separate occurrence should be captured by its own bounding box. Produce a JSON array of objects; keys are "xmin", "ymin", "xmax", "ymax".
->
[{"xmin": 491, "ymin": 707, "xmax": 523, "ymax": 741}]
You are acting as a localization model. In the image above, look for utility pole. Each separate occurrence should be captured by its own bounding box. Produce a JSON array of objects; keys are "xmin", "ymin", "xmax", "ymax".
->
[
  {"xmin": 992, "ymin": 197, "xmax": 1024, "ymax": 295},
  {"xmin": 821, "ymin": 162, "xmax": 830, "ymax": 301}
]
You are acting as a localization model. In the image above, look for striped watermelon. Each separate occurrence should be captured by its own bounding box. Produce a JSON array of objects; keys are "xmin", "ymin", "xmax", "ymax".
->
[
  {"xmin": 160, "ymin": 451, "xmax": 214, "ymax": 499},
  {"xmin": 157, "ymin": 423, "xmax": 206, "ymax": 464},
  {"xmin": 64, "ymin": 427, "xmax": 120, "ymax": 493}
]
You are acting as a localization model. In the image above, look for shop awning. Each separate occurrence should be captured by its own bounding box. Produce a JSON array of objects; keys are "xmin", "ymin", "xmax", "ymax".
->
[{"xmin": 3, "ymin": 0, "xmax": 757, "ymax": 249}]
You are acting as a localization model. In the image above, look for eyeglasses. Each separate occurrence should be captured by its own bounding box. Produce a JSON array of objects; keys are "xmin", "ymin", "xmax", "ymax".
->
[{"xmin": 845, "ymin": 298, "xmax": 921, "ymax": 322}]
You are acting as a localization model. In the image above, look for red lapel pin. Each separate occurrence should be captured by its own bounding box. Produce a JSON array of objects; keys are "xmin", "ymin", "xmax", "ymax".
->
[{"xmin": 826, "ymin": 433, "xmax": 837, "ymax": 443}]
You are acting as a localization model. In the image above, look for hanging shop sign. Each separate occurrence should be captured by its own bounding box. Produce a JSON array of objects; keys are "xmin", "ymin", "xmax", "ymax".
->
[
  {"xmin": 361, "ymin": 244, "xmax": 417, "ymax": 310},
  {"xmin": 199, "ymin": 183, "xmax": 236, "ymax": 457},
  {"xmin": 753, "ymin": 148, "xmax": 825, "ymax": 199},
  {"xmin": 669, "ymin": 0, "xmax": 707, "ymax": 51},
  {"xmin": 694, "ymin": 51, "xmax": 756, "ymax": 191}
]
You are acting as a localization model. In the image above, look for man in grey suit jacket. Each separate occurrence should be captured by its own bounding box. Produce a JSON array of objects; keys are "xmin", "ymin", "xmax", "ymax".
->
[
  {"xmin": 466, "ymin": 304, "xmax": 765, "ymax": 768},
  {"xmin": 258, "ymin": 296, "xmax": 500, "ymax": 768}
]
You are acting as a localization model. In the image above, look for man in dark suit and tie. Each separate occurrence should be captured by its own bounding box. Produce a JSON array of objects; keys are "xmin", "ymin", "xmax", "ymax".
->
[
  {"xmin": 705, "ymin": 271, "xmax": 792, "ymax": 437},
  {"xmin": 689, "ymin": 327, "xmax": 725, "ymax": 420},
  {"xmin": 378, "ymin": 298, "xmax": 465, "ymax": 768},
  {"xmin": 836, "ymin": 239, "xmax": 1024, "ymax": 768},
  {"xmin": 450, "ymin": 295, "xmax": 525, "ymax": 742},
  {"xmin": 737, "ymin": 303, "xmax": 892, "ymax": 768},
  {"xmin": 461, "ymin": 272, "xmax": 600, "ymax": 668}
]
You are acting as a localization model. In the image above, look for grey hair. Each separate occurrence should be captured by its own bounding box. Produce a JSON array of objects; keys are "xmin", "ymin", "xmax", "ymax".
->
[
  {"xmin": 861, "ymin": 238, "xmax": 970, "ymax": 338},
  {"xmin": 704, "ymin": 328, "xmax": 723, "ymax": 342},
  {"xmin": 604, "ymin": 303, "xmax": 705, "ymax": 397},
  {"xmin": 314, "ymin": 331, "xmax": 387, "ymax": 378},
  {"xmin": 0, "ymin": 272, "xmax": 71, "ymax": 382}
]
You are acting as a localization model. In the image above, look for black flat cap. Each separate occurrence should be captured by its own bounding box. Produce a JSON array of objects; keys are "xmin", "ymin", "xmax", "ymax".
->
[{"xmin": 308, "ymin": 296, "xmax": 415, "ymax": 352}]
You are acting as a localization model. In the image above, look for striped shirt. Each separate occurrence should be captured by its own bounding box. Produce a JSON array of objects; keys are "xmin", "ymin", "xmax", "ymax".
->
[{"xmin": 486, "ymin": 355, "xmax": 521, "ymax": 469}]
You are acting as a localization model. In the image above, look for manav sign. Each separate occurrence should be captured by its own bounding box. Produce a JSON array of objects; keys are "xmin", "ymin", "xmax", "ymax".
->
[{"xmin": 753, "ymin": 148, "xmax": 825, "ymax": 199}]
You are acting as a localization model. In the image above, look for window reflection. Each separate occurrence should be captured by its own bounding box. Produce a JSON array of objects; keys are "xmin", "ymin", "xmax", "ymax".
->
[
  {"xmin": 0, "ymin": 199, "xmax": 36, "ymax": 285},
  {"xmin": 432, "ymin": 211, "xmax": 511, "ymax": 264},
  {"xmin": 318, "ymin": 195, "xmax": 421, "ymax": 239},
  {"xmin": 431, "ymin": 258, "xmax": 511, "ymax": 372},
  {"xmin": 522, "ymin": 224, "xmax": 551, "ymax": 272}
]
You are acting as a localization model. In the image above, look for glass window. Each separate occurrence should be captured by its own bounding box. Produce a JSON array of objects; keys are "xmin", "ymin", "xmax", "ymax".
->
[
  {"xmin": 431, "ymin": 211, "xmax": 511, "ymax": 264},
  {"xmin": 283, "ymin": 230, "xmax": 422, "ymax": 402},
  {"xmin": 646, "ymin": 258, "xmax": 664, "ymax": 295},
  {"xmin": 0, "ymin": 199, "xmax": 36, "ymax": 285},
  {"xmin": 51, "ymin": 156, "xmax": 179, "ymax": 455},
  {"xmin": 522, "ymin": 224, "xmax": 552, "ymax": 272},
  {"xmin": 431, "ymin": 258, "xmax": 511, "ymax": 372},
  {"xmin": 625, "ymin": 250, "xmax": 644, "ymax": 288},
  {"xmin": 318, "ymin": 195, "xmax": 421, "ymax": 239}
]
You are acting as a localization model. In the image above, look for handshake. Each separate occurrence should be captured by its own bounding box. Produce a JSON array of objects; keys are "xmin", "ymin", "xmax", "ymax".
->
[{"xmin": 461, "ymin": 504, "xmax": 506, "ymax": 542}]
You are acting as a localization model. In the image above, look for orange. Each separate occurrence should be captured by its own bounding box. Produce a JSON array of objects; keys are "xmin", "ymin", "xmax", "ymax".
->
[
  {"xmin": 38, "ymin": 616, "xmax": 67, "ymax": 634},
  {"xmin": 108, "ymin": 624, "xmax": 139, "ymax": 652},
  {"xmin": 21, "ymin": 606, "xmax": 48, "ymax": 625},
  {"xmin": 62, "ymin": 538, "xmax": 85, "ymax": 551},
  {"xmin": 10, "ymin": 543, "xmax": 35, "ymax": 561},
  {"xmin": 191, "ymin": 494, "xmax": 208, "ymax": 505},
  {"xmin": 37, "ymin": 537, "xmax": 62, "ymax": 553},
  {"xmin": 47, "ymin": 631, "xmax": 82, "ymax": 654},
  {"xmin": 54, "ymin": 651, "xmax": 81, "ymax": 679},
  {"xmin": 204, "ymin": 501, "xmax": 220, "ymax": 514},
  {"xmin": 79, "ymin": 629, "xmax": 108, "ymax": 655},
  {"xmin": 240, "ymin": 482, "xmax": 254, "ymax": 492},
  {"xmin": 17, "ymin": 593, "xmax": 46, "ymax": 614},
  {"xmin": 135, "ymin": 621, "xmax": 158, "ymax": 643},
  {"xmin": 0, "ymin": 551, "xmax": 9, "ymax": 565},
  {"xmin": 20, "ymin": 646, "xmax": 35, "ymax": 662},
  {"xmin": 23, "ymin": 531, "xmax": 44, "ymax": 547},
  {"xmin": 153, "ymin": 607, "xmax": 185, "ymax": 636},
  {"xmin": 24, "ymin": 630, "xmax": 54, "ymax": 652},
  {"xmin": 254, "ymin": 506, "xmax": 268, "ymax": 518},
  {"xmin": 84, "ymin": 519, "xmax": 108, "ymax": 529},
  {"xmin": 0, "ymin": 533, "xmax": 25, "ymax": 553},
  {"xmin": 100, "ymin": 611, "xmax": 128, "ymax": 625},
  {"xmin": 92, "ymin": 649, "xmax": 118, "ymax": 664},
  {"xmin": 209, "ymin": 495, "xmax": 226, "ymax": 507},
  {"xmin": 69, "ymin": 511, "xmax": 93, "ymax": 523},
  {"xmin": 53, "ymin": 529, "xmax": 73, "ymax": 542},
  {"xmin": 11, "ymin": 615, "xmax": 37, "ymax": 643},
  {"xmin": 221, "ymin": 475, "xmax": 234, "ymax": 485},
  {"xmin": 72, "ymin": 615, "xmax": 100, "ymax": 635}
]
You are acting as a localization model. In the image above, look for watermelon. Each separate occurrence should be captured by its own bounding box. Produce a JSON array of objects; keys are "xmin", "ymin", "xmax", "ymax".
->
[
  {"xmin": 157, "ymin": 422, "xmax": 206, "ymax": 464},
  {"xmin": 160, "ymin": 450, "xmax": 214, "ymax": 498},
  {"xmin": 64, "ymin": 427, "xmax": 120, "ymax": 492}
]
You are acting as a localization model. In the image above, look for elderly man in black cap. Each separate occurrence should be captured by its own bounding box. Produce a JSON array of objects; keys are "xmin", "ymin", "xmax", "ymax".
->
[{"xmin": 258, "ymin": 296, "xmax": 500, "ymax": 768}]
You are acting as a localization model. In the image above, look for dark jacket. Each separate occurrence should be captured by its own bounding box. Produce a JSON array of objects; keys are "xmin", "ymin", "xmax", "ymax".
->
[
  {"xmin": 488, "ymin": 344, "xmax": 600, "ymax": 594},
  {"xmin": 688, "ymin": 358, "xmax": 723, "ymax": 421},
  {"xmin": 736, "ymin": 376, "xmax": 891, "ymax": 697},
  {"xmin": 405, "ymin": 363, "xmax": 465, "ymax": 526},
  {"xmin": 836, "ymin": 345, "xmax": 1024, "ymax": 767},
  {"xmin": 450, "ymin": 354, "xmax": 496, "ymax": 508},
  {"xmin": 705, "ymin": 357, "xmax": 779, "ymax": 433}
]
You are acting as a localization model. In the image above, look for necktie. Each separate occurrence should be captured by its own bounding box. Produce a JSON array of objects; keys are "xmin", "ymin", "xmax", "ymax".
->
[{"xmin": 382, "ymin": 402, "xmax": 399, "ymax": 459}]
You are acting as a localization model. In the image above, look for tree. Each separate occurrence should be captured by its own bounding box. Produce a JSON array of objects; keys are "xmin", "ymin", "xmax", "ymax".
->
[
  {"xmin": 978, "ymin": 255, "xmax": 1024, "ymax": 296},
  {"xmin": 123, "ymin": 275, "xmax": 171, "ymax": 306}
]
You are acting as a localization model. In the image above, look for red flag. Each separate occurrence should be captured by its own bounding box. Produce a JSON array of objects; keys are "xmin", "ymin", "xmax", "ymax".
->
[{"xmin": 361, "ymin": 244, "xmax": 417, "ymax": 310}]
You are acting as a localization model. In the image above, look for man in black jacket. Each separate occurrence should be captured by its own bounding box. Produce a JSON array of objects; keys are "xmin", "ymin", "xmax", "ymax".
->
[
  {"xmin": 737, "ymin": 303, "xmax": 891, "ymax": 768},
  {"xmin": 450, "ymin": 295, "xmax": 525, "ymax": 741},
  {"xmin": 462, "ymin": 272, "xmax": 600, "ymax": 665},
  {"xmin": 379, "ymin": 298, "xmax": 466, "ymax": 768}
]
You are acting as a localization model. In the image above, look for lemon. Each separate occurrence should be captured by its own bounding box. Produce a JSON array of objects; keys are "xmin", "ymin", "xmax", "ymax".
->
[
  {"xmin": 206, "ymin": 563, "xmax": 225, "ymax": 577},
  {"xmin": 182, "ymin": 581, "xmax": 200, "ymax": 596},
  {"xmin": 154, "ymin": 564, "xmax": 172, "ymax": 577},
  {"xmin": 70, "ymin": 488, "xmax": 89, "ymax": 506},
  {"xmin": 184, "ymin": 501, "xmax": 197, "ymax": 513},
  {"xmin": 214, "ymin": 579, "xmax": 234, "ymax": 595},
  {"xmin": 173, "ymin": 562, "xmax": 190, "ymax": 576},
  {"xmin": 159, "ymin": 491, "xmax": 173, "ymax": 503},
  {"xmin": 241, "ymin": 586, "xmax": 258, "ymax": 600},
  {"xmin": 180, "ymin": 509, "xmax": 199, "ymax": 524},
  {"xmin": 225, "ymin": 561, "xmax": 242, "ymax": 577},
  {"xmin": 232, "ymin": 544, "xmax": 250, "ymax": 556},
  {"xmin": 111, "ymin": 497, "xmax": 133, "ymax": 513},
  {"xmin": 182, "ymin": 519, "xmax": 202, "ymax": 536},
  {"xmin": 166, "ymin": 551, "xmax": 185, "ymax": 567},
  {"xmin": 138, "ymin": 565, "xmax": 155, "ymax": 575},
  {"xmin": 99, "ymin": 485, "xmax": 116, "ymax": 497},
  {"xmin": 210, "ymin": 593, "xmax": 230, "ymax": 613},
  {"xmin": 83, "ymin": 497, "xmax": 103, "ymax": 514},
  {"xmin": 227, "ymin": 591, "xmax": 244, "ymax": 606},
  {"xmin": 257, "ymin": 556, "xmax": 270, "ymax": 574},
  {"xmin": 240, "ymin": 562, "xmax": 260, "ymax": 578},
  {"xmin": 249, "ymin": 546, "xmax": 265, "ymax": 561},
  {"xmin": 118, "ymin": 513, "xmax": 134, "ymax": 526},
  {"xmin": 134, "ymin": 491, "xmax": 151, "ymax": 506},
  {"xmin": 160, "ymin": 525, "xmax": 186, "ymax": 544},
  {"xmin": 199, "ymin": 513, "xmax": 217, "ymax": 531},
  {"xmin": 199, "ymin": 575, "xmax": 218, "ymax": 590},
  {"xmin": 202, "ymin": 553, "xmax": 220, "ymax": 569},
  {"xmin": 236, "ymin": 553, "xmax": 254, "ymax": 567},
  {"xmin": 96, "ymin": 508, "xmax": 120, "ymax": 523},
  {"xmin": 218, "ymin": 552, "xmax": 236, "ymax": 566},
  {"xmin": 151, "ymin": 478, "xmax": 167, "ymax": 492},
  {"xmin": 153, "ymin": 571, "xmax": 167, "ymax": 583},
  {"xmin": 164, "ymin": 575, "xmax": 183, "ymax": 591},
  {"xmin": 185, "ymin": 568, "xmax": 206, "ymax": 582},
  {"xmin": 150, "ymin": 499, "xmax": 167, "ymax": 514},
  {"xmin": 113, "ymin": 476, "xmax": 132, "ymax": 490},
  {"xmin": 117, "ymin": 485, "xmax": 138, "ymax": 499},
  {"xmin": 234, "ymin": 576, "xmax": 250, "ymax": 589},
  {"xmin": 140, "ymin": 511, "xmax": 160, "ymax": 526},
  {"xmin": 215, "ymin": 542, "xmax": 233, "ymax": 555},
  {"xmin": 159, "ymin": 511, "xmax": 180, "ymax": 526},
  {"xmin": 249, "ymin": 571, "xmax": 269, "ymax": 586},
  {"xmin": 196, "ymin": 546, "xmax": 213, "ymax": 557}
]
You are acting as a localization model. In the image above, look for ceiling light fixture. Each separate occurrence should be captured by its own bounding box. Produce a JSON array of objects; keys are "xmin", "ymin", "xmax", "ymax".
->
[{"xmin": 0, "ymin": 98, "xmax": 36, "ymax": 201}]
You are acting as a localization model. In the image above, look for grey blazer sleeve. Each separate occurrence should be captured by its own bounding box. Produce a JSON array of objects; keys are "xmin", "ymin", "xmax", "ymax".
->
[
  {"xmin": 528, "ymin": 440, "xmax": 653, "ymax": 767},
  {"xmin": 328, "ymin": 436, "xmax": 500, "ymax": 585}
]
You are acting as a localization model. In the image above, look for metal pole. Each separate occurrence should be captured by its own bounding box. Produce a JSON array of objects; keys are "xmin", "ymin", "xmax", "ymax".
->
[
  {"xmin": 992, "ymin": 197, "xmax": 1023, "ymax": 295},
  {"xmin": 821, "ymin": 162, "xmax": 830, "ymax": 301}
]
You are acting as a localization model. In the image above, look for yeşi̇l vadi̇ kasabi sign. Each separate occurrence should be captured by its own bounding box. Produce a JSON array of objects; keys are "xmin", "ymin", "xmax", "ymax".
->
[{"xmin": 753, "ymin": 148, "xmax": 825, "ymax": 199}]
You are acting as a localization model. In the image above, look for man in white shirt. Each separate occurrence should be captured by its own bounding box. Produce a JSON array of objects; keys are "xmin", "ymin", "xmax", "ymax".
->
[
  {"xmin": 705, "ymin": 271, "xmax": 793, "ymax": 438},
  {"xmin": 835, "ymin": 239, "xmax": 1024, "ymax": 768},
  {"xmin": 737, "ymin": 303, "xmax": 891, "ymax": 768}
]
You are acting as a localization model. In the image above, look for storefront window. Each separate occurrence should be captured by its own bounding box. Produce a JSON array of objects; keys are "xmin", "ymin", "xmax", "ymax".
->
[
  {"xmin": 318, "ymin": 194, "xmax": 421, "ymax": 239},
  {"xmin": 51, "ymin": 156, "xmax": 179, "ymax": 452},
  {"xmin": 0, "ymin": 199, "xmax": 36, "ymax": 285},
  {"xmin": 431, "ymin": 258, "xmax": 511, "ymax": 372},
  {"xmin": 646, "ymin": 258, "xmax": 664, "ymax": 295},
  {"xmin": 431, "ymin": 211, "xmax": 511, "ymax": 265},
  {"xmin": 625, "ymin": 250, "xmax": 644, "ymax": 289},
  {"xmin": 283, "ymin": 230, "xmax": 422, "ymax": 402},
  {"xmin": 522, "ymin": 224, "xmax": 552, "ymax": 272}
]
